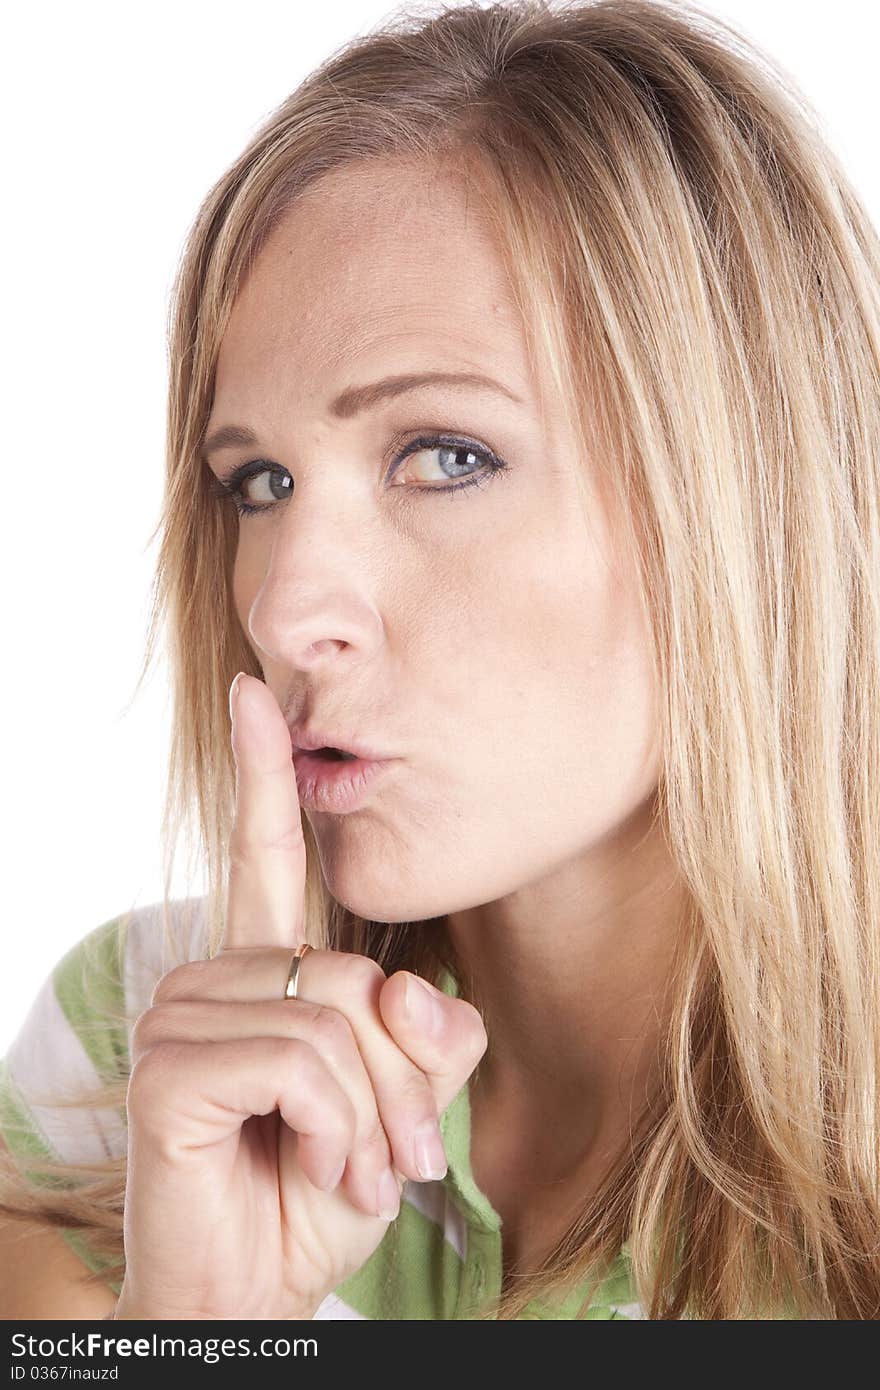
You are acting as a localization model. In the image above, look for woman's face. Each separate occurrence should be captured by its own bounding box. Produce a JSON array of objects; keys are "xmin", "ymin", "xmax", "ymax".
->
[{"xmin": 204, "ymin": 157, "xmax": 661, "ymax": 923}]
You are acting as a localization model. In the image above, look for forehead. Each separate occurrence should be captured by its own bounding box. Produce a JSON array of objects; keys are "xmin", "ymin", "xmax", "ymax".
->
[{"xmin": 212, "ymin": 158, "xmax": 537, "ymax": 409}]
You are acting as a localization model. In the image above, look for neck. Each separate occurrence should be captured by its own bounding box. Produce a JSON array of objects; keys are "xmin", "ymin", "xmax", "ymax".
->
[{"xmin": 443, "ymin": 795, "xmax": 688, "ymax": 1172}]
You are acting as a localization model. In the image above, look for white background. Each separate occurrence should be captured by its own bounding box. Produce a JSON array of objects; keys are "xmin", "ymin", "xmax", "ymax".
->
[{"xmin": 2, "ymin": 0, "xmax": 878, "ymax": 1053}]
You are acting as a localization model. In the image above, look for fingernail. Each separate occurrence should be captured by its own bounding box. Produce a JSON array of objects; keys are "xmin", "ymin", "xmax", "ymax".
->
[
  {"xmin": 376, "ymin": 1166, "xmax": 401, "ymax": 1221},
  {"xmin": 413, "ymin": 1118, "xmax": 448, "ymax": 1180},
  {"xmin": 229, "ymin": 671, "xmax": 245, "ymax": 723},
  {"xmin": 403, "ymin": 974, "xmax": 444, "ymax": 1037}
]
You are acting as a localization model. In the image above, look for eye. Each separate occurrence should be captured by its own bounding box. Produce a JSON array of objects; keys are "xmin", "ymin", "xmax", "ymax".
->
[
  {"xmin": 205, "ymin": 431, "xmax": 510, "ymax": 516},
  {"xmin": 390, "ymin": 435, "xmax": 502, "ymax": 490},
  {"xmin": 205, "ymin": 462, "xmax": 292, "ymax": 515}
]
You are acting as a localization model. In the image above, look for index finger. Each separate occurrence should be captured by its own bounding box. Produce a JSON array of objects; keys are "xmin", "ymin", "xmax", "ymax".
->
[{"xmin": 221, "ymin": 671, "xmax": 307, "ymax": 952}]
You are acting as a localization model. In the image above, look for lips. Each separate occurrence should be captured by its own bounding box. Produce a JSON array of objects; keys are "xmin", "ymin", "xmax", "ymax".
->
[
  {"xmin": 291, "ymin": 746, "xmax": 395, "ymax": 814},
  {"xmin": 288, "ymin": 726, "xmax": 393, "ymax": 761}
]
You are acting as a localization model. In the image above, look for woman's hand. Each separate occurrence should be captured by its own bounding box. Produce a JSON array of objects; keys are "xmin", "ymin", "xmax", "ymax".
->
[{"xmin": 115, "ymin": 673, "xmax": 488, "ymax": 1320}]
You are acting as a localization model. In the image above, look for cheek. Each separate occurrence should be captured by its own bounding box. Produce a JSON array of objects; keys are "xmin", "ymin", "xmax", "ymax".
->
[
  {"xmin": 231, "ymin": 551, "xmax": 263, "ymax": 645},
  {"xmin": 453, "ymin": 522, "xmax": 660, "ymax": 846},
  {"xmin": 406, "ymin": 491, "xmax": 658, "ymax": 792},
  {"xmin": 541, "ymin": 545, "xmax": 659, "ymax": 800},
  {"xmin": 571, "ymin": 621, "xmax": 660, "ymax": 803}
]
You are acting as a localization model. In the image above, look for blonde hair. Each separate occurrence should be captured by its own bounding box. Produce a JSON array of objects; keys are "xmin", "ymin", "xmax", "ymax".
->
[{"xmin": 3, "ymin": 0, "xmax": 879, "ymax": 1318}]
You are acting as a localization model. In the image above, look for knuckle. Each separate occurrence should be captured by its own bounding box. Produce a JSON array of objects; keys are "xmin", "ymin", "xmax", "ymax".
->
[
  {"xmin": 333, "ymin": 1090, "xmax": 358, "ymax": 1145},
  {"xmin": 226, "ymin": 841, "xmax": 262, "ymax": 877},
  {"xmin": 337, "ymin": 952, "xmax": 386, "ymax": 998},
  {"xmin": 275, "ymin": 1038, "xmax": 352, "ymax": 1136},
  {"xmin": 276, "ymin": 1034, "xmax": 320, "ymax": 1077},
  {"xmin": 151, "ymin": 960, "xmax": 209, "ymax": 1006},
  {"xmin": 360, "ymin": 1117, "xmax": 392, "ymax": 1163},
  {"xmin": 126, "ymin": 1041, "xmax": 185, "ymax": 1107},
  {"xmin": 130, "ymin": 1004, "xmax": 173, "ymax": 1058},
  {"xmin": 461, "ymin": 1003, "xmax": 489, "ymax": 1059},
  {"xmin": 306, "ymin": 1004, "xmax": 355, "ymax": 1059},
  {"xmin": 226, "ymin": 843, "xmax": 250, "ymax": 877},
  {"xmin": 395, "ymin": 1068, "xmax": 434, "ymax": 1112},
  {"xmin": 275, "ymin": 1033, "xmax": 307, "ymax": 1062},
  {"xmin": 229, "ymin": 824, "xmax": 306, "ymax": 860},
  {"xmin": 265, "ymin": 825, "xmax": 308, "ymax": 856}
]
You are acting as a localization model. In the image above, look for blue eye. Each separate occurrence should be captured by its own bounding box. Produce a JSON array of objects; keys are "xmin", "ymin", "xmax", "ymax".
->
[{"xmin": 206, "ymin": 432, "xmax": 510, "ymax": 517}]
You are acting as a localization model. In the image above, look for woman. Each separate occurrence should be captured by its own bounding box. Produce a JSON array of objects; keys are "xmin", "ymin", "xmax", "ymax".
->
[{"xmin": 1, "ymin": 0, "xmax": 878, "ymax": 1320}]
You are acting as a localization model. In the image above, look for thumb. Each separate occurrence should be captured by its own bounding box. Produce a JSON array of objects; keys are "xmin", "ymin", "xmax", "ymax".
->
[{"xmin": 378, "ymin": 971, "xmax": 489, "ymax": 1119}]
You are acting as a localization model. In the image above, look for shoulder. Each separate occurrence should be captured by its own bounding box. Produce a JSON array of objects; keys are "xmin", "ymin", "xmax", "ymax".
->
[
  {"xmin": 28, "ymin": 894, "xmax": 212, "ymax": 1055},
  {"xmin": 116, "ymin": 894, "xmax": 212, "ymax": 1020},
  {"xmin": 1, "ymin": 896, "xmax": 210, "ymax": 1168}
]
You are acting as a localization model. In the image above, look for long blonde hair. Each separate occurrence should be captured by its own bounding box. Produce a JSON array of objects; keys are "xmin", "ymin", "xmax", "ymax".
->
[{"xmin": 3, "ymin": 0, "xmax": 879, "ymax": 1318}]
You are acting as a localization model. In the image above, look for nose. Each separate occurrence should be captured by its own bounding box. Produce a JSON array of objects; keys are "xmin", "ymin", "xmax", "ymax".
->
[
  {"xmin": 239, "ymin": 474, "xmax": 387, "ymax": 674},
  {"xmin": 245, "ymin": 568, "xmax": 384, "ymax": 674},
  {"xmin": 299, "ymin": 637, "xmax": 347, "ymax": 666}
]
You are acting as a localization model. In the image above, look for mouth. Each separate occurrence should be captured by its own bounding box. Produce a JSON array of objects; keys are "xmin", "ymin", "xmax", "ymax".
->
[
  {"xmin": 289, "ymin": 725, "xmax": 393, "ymax": 762},
  {"xmin": 291, "ymin": 746, "xmax": 396, "ymax": 814},
  {"xmin": 308, "ymin": 746, "xmax": 359, "ymax": 762}
]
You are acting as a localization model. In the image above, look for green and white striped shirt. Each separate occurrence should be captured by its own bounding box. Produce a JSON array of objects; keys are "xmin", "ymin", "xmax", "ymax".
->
[{"xmin": 0, "ymin": 900, "xmax": 643, "ymax": 1319}]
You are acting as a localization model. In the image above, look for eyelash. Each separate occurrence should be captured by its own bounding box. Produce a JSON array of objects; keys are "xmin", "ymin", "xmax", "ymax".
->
[{"xmin": 205, "ymin": 432, "xmax": 510, "ymax": 516}]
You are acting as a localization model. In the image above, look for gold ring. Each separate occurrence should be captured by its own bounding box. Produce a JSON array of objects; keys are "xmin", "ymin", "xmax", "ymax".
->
[{"xmin": 284, "ymin": 942, "xmax": 313, "ymax": 1000}]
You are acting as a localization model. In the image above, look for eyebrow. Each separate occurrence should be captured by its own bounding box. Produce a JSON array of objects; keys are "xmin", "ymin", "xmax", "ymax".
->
[{"xmin": 199, "ymin": 370, "xmax": 524, "ymax": 460}]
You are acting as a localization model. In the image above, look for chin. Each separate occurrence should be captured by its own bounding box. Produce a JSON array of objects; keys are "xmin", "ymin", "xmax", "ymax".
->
[
  {"xmin": 313, "ymin": 834, "xmax": 473, "ymax": 924},
  {"xmin": 327, "ymin": 885, "xmax": 431, "ymax": 925},
  {"xmin": 319, "ymin": 864, "xmax": 448, "ymax": 925}
]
